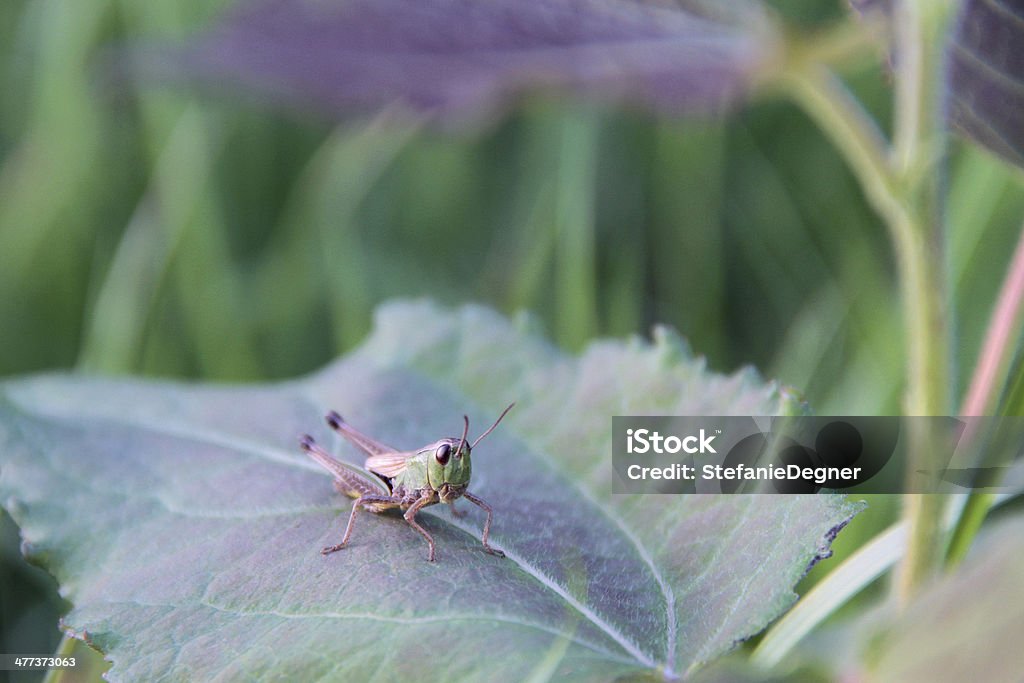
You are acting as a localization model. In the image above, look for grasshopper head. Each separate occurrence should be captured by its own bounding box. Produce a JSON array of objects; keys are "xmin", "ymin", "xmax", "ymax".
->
[
  {"xmin": 426, "ymin": 404, "xmax": 515, "ymax": 494},
  {"xmin": 426, "ymin": 438, "xmax": 472, "ymax": 490}
]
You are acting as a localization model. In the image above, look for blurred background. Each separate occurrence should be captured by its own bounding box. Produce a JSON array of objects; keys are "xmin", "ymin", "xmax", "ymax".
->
[{"xmin": 2, "ymin": 1, "xmax": 1023, "ymax": 679}]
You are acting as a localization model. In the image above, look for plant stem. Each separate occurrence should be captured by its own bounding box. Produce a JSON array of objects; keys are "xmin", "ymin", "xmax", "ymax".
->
[
  {"xmin": 780, "ymin": 0, "xmax": 957, "ymax": 605},
  {"xmin": 794, "ymin": 14, "xmax": 887, "ymax": 72},
  {"xmin": 778, "ymin": 69, "xmax": 948, "ymax": 430},
  {"xmin": 890, "ymin": 205, "xmax": 949, "ymax": 604},
  {"xmin": 778, "ymin": 66, "xmax": 896, "ymax": 222},
  {"xmin": 890, "ymin": 0, "xmax": 957, "ymax": 605}
]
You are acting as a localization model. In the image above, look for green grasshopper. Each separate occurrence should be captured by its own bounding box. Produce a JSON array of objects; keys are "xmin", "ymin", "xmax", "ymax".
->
[{"xmin": 299, "ymin": 404, "xmax": 514, "ymax": 562}]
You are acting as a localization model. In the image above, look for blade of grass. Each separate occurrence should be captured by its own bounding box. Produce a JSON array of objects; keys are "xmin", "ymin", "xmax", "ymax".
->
[
  {"xmin": 650, "ymin": 121, "xmax": 726, "ymax": 360},
  {"xmin": 0, "ymin": 0, "xmax": 111, "ymax": 372},
  {"xmin": 78, "ymin": 106, "xmax": 222, "ymax": 373},
  {"xmin": 554, "ymin": 110, "xmax": 600, "ymax": 349},
  {"xmin": 946, "ymin": 219, "xmax": 1024, "ymax": 565}
]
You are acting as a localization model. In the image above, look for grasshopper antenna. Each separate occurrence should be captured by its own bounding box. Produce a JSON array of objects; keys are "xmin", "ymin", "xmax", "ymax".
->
[
  {"xmin": 471, "ymin": 403, "xmax": 515, "ymax": 449},
  {"xmin": 457, "ymin": 415, "xmax": 470, "ymax": 455}
]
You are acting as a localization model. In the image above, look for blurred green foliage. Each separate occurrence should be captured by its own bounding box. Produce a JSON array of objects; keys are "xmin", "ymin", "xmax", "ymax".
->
[{"xmin": 1, "ymin": 0, "xmax": 1023, "ymax": 677}]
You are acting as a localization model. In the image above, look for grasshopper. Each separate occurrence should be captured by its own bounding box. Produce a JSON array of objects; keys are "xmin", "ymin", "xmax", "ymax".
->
[{"xmin": 299, "ymin": 404, "xmax": 514, "ymax": 562}]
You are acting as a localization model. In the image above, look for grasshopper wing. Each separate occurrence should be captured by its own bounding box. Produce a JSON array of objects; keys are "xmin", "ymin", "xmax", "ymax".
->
[
  {"xmin": 324, "ymin": 412, "xmax": 414, "ymax": 479},
  {"xmin": 364, "ymin": 450, "xmax": 416, "ymax": 479},
  {"xmin": 300, "ymin": 435, "xmax": 391, "ymax": 498}
]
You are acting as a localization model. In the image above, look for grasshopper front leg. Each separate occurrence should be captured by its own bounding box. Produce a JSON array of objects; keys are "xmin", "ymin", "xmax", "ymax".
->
[
  {"xmin": 448, "ymin": 499, "xmax": 467, "ymax": 518},
  {"xmin": 462, "ymin": 491, "xmax": 505, "ymax": 558},
  {"xmin": 323, "ymin": 493, "xmax": 401, "ymax": 555}
]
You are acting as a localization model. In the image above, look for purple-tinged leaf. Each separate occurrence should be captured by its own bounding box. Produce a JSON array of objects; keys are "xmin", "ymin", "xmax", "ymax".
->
[
  {"xmin": 0, "ymin": 300, "xmax": 859, "ymax": 681},
  {"xmin": 142, "ymin": 0, "xmax": 779, "ymax": 123},
  {"xmin": 847, "ymin": 0, "xmax": 891, "ymax": 17},
  {"xmin": 948, "ymin": 0, "xmax": 1024, "ymax": 169},
  {"xmin": 849, "ymin": 0, "xmax": 1024, "ymax": 170}
]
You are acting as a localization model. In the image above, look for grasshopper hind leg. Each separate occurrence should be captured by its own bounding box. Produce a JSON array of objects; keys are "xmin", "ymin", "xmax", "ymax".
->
[{"xmin": 323, "ymin": 493, "xmax": 400, "ymax": 555}]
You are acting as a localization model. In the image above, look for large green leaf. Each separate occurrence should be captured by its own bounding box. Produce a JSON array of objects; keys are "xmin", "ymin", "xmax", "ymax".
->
[{"xmin": 0, "ymin": 301, "xmax": 858, "ymax": 681}]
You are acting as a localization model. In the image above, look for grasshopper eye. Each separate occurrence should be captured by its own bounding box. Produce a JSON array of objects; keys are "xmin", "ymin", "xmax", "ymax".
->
[{"xmin": 435, "ymin": 444, "xmax": 451, "ymax": 466}]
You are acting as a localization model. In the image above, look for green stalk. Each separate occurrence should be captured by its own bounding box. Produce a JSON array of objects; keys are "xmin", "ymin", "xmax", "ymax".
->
[
  {"xmin": 889, "ymin": 0, "xmax": 957, "ymax": 604},
  {"xmin": 780, "ymin": 0, "xmax": 957, "ymax": 605}
]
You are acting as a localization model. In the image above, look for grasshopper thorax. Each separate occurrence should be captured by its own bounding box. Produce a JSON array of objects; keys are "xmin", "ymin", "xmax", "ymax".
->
[{"xmin": 425, "ymin": 437, "xmax": 472, "ymax": 492}]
